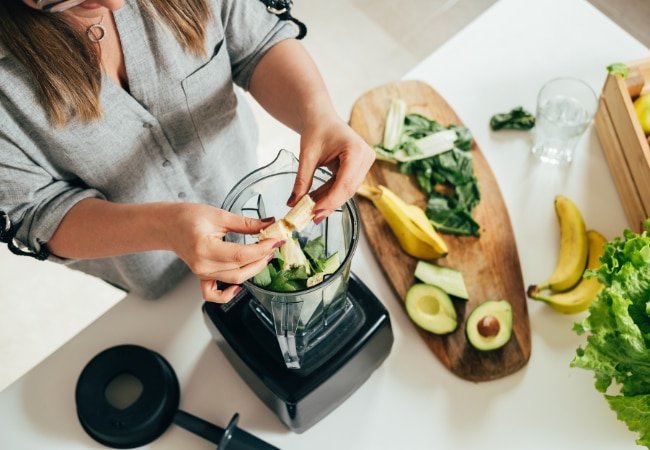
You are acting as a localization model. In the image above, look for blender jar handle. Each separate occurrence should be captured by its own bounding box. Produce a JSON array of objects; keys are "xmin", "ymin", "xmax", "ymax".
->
[{"xmin": 271, "ymin": 299, "xmax": 303, "ymax": 369}]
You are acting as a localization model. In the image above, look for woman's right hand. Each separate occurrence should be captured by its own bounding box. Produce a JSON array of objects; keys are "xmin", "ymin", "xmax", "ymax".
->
[
  {"xmin": 166, "ymin": 203, "xmax": 284, "ymax": 303},
  {"xmin": 46, "ymin": 198, "xmax": 278, "ymax": 303}
]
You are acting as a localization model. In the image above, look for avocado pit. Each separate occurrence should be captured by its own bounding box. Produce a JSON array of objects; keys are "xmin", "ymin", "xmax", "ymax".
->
[
  {"xmin": 466, "ymin": 300, "xmax": 513, "ymax": 351},
  {"xmin": 477, "ymin": 314, "xmax": 500, "ymax": 337}
]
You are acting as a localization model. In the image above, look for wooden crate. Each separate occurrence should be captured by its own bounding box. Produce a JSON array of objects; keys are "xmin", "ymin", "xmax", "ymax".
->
[{"xmin": 595, "ymin": 58, "xmax": 650, "ymax": 233}]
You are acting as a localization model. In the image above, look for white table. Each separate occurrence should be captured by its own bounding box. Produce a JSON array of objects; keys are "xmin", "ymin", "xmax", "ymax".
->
[{"xmin": 2, "ymin": 0, "xmax": 649, "ymax": 448}]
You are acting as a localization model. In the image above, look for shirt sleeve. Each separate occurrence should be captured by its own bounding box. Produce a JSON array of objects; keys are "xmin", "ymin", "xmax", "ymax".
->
[
  {"xmin": 0, "ymin": 132, "xmax": 105, "ymax": 259},
  {"xmin": 217, "ymin": 0, "xmax": 300, "ymax": 90}
]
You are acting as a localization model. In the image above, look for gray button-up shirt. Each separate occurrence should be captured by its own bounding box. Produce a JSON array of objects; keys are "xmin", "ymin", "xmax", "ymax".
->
[{"xmin": 0, "ymin": 0, "xmax": 298, "ymax": 298}]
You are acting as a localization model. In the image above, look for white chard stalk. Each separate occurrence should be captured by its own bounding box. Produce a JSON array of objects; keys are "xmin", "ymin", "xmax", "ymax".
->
[{"xmin": 382, "ymin": 98, "xmax": 407, "ymax": 150}]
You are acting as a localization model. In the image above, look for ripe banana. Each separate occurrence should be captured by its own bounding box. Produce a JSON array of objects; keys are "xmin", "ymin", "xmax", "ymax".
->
[
  {"xmin": 356, "ymin": 184, "xmax": 448, "ymax": 260},
  {"xmin": 530, "ymin": 195, "xmax": 588, "ymax": 293},
  {"xmin": 527, "ymin": 230, "xmax": 606, "ymax": 314}
]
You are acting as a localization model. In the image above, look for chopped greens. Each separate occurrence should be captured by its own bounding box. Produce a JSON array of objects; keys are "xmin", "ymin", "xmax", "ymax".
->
[
  {"xmin": 253, "ymin": 235, "xmax": 340, "ymax": 292},
  {"xmin": 375, "ymin": 111, "xmax": 481, "ymax": 236},
  {"xmin": 489, "ymin": 106, "xmax": 536, "ymax": 131},
  {"xmin": 571, "ymin": 221, "xmax": 650, "ymax": 448}
]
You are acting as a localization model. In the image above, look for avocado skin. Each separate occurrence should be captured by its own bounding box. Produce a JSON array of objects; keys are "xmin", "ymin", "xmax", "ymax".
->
[{"xmin": 465, "ymin": 300, "xmax": 513, "ymax": 351}]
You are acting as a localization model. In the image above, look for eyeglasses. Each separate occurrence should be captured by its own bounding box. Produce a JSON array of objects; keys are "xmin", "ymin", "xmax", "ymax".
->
[{"xmin": 35, "ymin": 0, "xmax": 87, "ymax": 13}]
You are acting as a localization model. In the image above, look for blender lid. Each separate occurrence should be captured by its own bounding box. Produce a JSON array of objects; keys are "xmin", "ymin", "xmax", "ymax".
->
[{"xmin": 75, "ymin": 344, "xmax": 281, "ymax": 449}]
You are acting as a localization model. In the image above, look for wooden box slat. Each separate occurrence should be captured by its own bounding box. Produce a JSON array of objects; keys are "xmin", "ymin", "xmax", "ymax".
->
[{"xmin": 595, "ymin": 58, "xmax": 650, "ymax": 233}]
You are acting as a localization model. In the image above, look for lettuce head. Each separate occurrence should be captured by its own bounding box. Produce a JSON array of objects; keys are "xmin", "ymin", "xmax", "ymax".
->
[{"xmin": 571, "ymin": 220, "xmax": 650, "ymax": 448}]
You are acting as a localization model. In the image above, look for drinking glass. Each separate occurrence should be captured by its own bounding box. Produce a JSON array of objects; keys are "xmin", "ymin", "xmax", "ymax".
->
[{"xmin": 532, "ymin": 77, "xmax": 598, "ymax": 165}]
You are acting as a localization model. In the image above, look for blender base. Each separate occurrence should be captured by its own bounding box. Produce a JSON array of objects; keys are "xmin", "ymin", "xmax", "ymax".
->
[{"xmin": 202, "ymin": 273, "xmax": 394, "ymax": 434}]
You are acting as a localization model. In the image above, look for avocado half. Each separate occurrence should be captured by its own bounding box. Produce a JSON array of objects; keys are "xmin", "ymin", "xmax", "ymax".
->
[
  {"xmin": 405, "ymin": 283, "xmax": 457, "ymax": 334},
  {"xmin": 465, "ymin": 299, "xmax": 513, "ymax": 351}
]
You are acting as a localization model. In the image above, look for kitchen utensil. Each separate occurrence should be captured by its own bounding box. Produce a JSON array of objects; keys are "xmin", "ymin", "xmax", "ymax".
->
[{"xmin": 75, "ymin": 344, "xmax": 278, "ymax": 449}]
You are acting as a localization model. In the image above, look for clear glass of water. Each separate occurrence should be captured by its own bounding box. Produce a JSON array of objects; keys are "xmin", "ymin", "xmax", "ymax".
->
[{"xmin": 532, "ymin": 77, "xmax": 598, "ymax": 165}]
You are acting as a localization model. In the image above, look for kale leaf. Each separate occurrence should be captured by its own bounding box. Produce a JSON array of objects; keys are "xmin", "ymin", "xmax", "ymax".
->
[
  {"xmin": 384, "ymin": 114, "xmax": 481, "ymax": 237},
  {"xmin": 489, "ymin": 106, "xmax": 535, "ymax": 131}
]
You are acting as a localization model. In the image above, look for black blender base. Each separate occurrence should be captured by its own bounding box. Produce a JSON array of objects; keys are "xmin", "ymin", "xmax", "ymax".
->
[{"xmin": 202, "ymin": 273, "xmax": 394, "ymax": 433}]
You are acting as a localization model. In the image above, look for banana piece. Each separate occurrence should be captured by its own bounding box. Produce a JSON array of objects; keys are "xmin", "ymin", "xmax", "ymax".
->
[
  {"xmin": 258, "ymin": 195, "xmax": 315, "ymax": 271},
  {"xmin": 283, "ymin": 194, "xmax": 316, "ymax": 231},
  {"xmin": 259, "ymin": 194, "xmax": 315, "ymax": 240},
  {"xmin": 356, "ymin": 184, "xmax": 448, "ymax": 260},
  {"xmin": 527, "ymin": 230, "xmax": 606, "ymax": 314},
  {"xmin": 530, "ymin": 195, "xmax": 588, "ymax": 293}
]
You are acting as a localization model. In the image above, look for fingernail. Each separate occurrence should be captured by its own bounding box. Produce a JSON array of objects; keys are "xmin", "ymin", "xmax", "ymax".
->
[
  {"xmin": 272, "ymin": 239, "xmax": 286, "ymax": 249},
  {"xmin": 266, "ymin": 253, "xmax": 275, "ymax": 262},
  {"xmin": 313, "ymin": 209, "xmax": 326, "ymax": 225},
  {"xmin": 261, "ymin": 216, "xmax": 275, "ymax": 223},
  {"xmin": 232, "ymin": 286, "xmax": 243, "ymax": 297},
  {"xmin": 287, "ymin": 193, "xmax": 297, "ymax": 206}
]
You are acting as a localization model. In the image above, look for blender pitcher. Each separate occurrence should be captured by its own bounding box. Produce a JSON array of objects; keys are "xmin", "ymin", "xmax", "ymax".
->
[{"xmin": 221, "ymin": 150, "xmax": 360, "ymax": 370}]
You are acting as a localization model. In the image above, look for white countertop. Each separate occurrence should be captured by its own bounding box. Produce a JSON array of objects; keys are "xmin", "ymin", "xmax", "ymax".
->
[{"xmin": 2, "ymin": 0, "xmax": 649, "ymax": 448}]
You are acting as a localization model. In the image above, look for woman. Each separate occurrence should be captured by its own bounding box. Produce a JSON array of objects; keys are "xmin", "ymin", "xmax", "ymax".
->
[{"xmin": 0, "ymin": 0, "xmax": 374, "ymax": 302}]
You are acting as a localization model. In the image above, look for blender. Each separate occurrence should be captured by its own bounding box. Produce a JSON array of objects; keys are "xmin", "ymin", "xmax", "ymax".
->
[{"xmin": 203, "ymin": 150, "xmax": 394, "ymax": 433}]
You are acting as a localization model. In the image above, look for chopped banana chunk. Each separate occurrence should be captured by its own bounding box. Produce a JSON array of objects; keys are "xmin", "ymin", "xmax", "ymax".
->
[
  {"xmin": 259, "ymin": 195, "xmax": 315, "ymax": 240},
  {"xmin": 283, "ymin": 195, "xmax": 316, "ymax": 231},
  {"xmin": 280, "ymin": 238, "xmax": 310, "ymax": 273},
  {"xmin": 258, "ymin": 195, "xmax": 315, "ymax": 274},
  {"xmin": 258, "ymin": 219, "xmax": 293, "ymax": 240}
]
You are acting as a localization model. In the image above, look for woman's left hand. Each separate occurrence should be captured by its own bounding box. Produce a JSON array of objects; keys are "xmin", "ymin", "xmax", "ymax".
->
[
  {"xmin": 290, "ymin": 116, "xmax": 375, "ymax": 223},
  {"xmin": 249, "ymin": 38, "xmax": 375, "ymax": 219}
]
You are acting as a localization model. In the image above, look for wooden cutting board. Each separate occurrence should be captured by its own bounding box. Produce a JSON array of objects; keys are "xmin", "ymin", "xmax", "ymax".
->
[{"xmin": 349, "ymin": 80, "xmax": 531, "ymax": 382}]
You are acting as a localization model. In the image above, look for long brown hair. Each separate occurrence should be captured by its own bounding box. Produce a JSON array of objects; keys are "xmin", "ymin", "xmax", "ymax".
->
[{"xmin": 0, "ymin": 0, "xmax": 212, "ymax": 126}]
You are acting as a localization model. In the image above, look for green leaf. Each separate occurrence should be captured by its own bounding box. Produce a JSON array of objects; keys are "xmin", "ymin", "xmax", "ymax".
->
[
  {"xmin": 253, "ymin": 264, "xmax": 272, "ymax": 287},
  {"xmin": 607, "ymin": 394, "xmax": 650, "ymax": 448},
  {"xmin": 607, "ymin": 62, "xmax": 630, "ymax": 78},
  {"xmin": 489, "ymin": 106, "xmax": 536, "ymax": 131},
  {"xmin": 570, "ymin": 220, "xmax": 650, "ymax": 445},
  {"xmin": 375, "ymin": 111, "xmax": 480, "ymax": 236}
]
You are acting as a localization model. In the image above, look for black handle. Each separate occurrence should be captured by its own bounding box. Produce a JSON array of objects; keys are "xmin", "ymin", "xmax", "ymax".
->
[
  {"xmin": 173, "ymin": 410, "xmax": 281, "ymax": 450},
  {"xmin": 174, "ymin": 409, "xmax": 225, "ymax": 444}
]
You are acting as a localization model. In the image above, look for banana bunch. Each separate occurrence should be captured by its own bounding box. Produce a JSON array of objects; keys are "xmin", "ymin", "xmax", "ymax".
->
[
  {"xmin": 356, "ymin": 184, "xmax": 448, "ymax": 260},
  {"xmin": 527, "ymin": 195, "xmax": 605, "ymax": 314}
]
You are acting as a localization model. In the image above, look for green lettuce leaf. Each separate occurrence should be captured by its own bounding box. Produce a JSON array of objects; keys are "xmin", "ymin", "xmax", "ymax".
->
[
  {"xmin": 606, "ymin": 395, "xmax": 650, "ymax": 448},
  {"xmin": 571, "ymin": 221, "xmax": 650, "ymax": 447}
]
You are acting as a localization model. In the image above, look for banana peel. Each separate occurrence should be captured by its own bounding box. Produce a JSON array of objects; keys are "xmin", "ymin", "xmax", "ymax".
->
[
  {"xmin": 528, "ymin": 229, "xmax": 606, "ymax": 314},
  {"xmin": 356, "ymin": 184, "xmax": 448, "ymax": 260}
]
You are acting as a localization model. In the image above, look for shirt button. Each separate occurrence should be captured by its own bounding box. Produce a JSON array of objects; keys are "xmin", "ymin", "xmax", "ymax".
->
[
  {"xmin": 162, "ymin": 160, "xmax": 171, "ymax": 167},
  {"xmin": 142, "ymin": 122, "xmax": 152, "ymax": 129},
  {"xmin": 178, "ymin": 192, "xmax": 186, "ymax": 199}
]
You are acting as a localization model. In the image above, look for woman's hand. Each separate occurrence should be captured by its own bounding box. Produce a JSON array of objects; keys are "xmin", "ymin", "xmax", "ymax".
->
[
  {"xmin": 165, "ymin": 203, "xmax": 284, "ymax": 303},
  {"xmin": 248, "ymin": 39, "xmax": 375, "ymax": 222},
  {"xmin": 290, "ymin": 116, "xmax": 375, "ymax": 223},
  {"xmin": 46, "ymin": 198, "xmax": 282, "ymax": 304}
]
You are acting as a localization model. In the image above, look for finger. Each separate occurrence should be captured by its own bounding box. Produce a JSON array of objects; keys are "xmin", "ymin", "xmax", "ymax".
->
[
  {"xmin": 220, "ymin": 213, "xmax": 277, "ymax": 236},
  {"xmin": 202, "ymin": 238, "xmax": 283, "ymax": 275},
  {"xmin": 310, "ymin": 173, "xmax": 361, "ymax": 225},
  {"xmin": 207, "ymin": 250, "xmax": 275, "ymax": 286},
  {"xmin": 201, "ymin": 279, "xmax": 243, "ymax": 303},
  {"xmin": 289, "ymin": 153, "xmax": 318, "ymax": 207}
]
